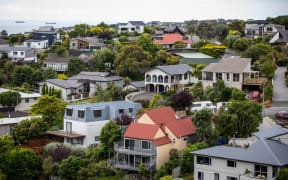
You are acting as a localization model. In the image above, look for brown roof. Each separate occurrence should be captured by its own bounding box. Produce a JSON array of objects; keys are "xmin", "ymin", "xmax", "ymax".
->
[
  {"xmin": 202, "ymin": 58, "xmax": 251, "ymax": 73},
  {"xmin": 46, "ymin": 131, "xmax": 85, "ymax": 138},
  {"xmin": 124, "ymin": 123, "xmax": 160, "ymax": 140}
]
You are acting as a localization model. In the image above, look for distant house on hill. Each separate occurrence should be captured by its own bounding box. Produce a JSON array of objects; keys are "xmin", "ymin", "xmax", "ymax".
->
[
  {"xmin": 42, "ymin": 54, "xmax": 69, "ymax": 73},
  {"xmin": 175, "ymin": 52, "xmax": 218, "ymax": 65},
  {"xmin": 32, "ymin": 26, "xmax": 60, "ymax": 46},
  {"xmin": 269, "ymin": 29, "xmax": 288, "ymax": 46},
  {"xmin": 70, "ymin": 37, "xmax": 106, "ymax": 51},
  {"xmin": 117, "ymin": 21, "xmax": 146, "ymax": 34},
  {"xmin": 0, "ymin": 46, "xmax": 37, "ymax": 62},
  {"xmin": 23, "ymin": 39, "xmax": 49, "ymax": 49}
]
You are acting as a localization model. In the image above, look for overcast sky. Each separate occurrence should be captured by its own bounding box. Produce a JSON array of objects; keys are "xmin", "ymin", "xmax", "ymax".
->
[{"xmin": 0, "ymin": 0, "xmax": 287, "ymax": 23}]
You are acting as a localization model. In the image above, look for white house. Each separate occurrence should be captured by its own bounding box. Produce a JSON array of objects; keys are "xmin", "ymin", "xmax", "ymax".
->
[
  {"xmin": 118, "ymin": 21, "xmax": 145, "ymax": 34},
  {"xmin": 47, "ymin": 101, "xmax": 142, "ymax": 147},
  {"xmin": 145, "ymin": 64, "xmax": 197, "ymax": 93},
  {"xmin": 42, "ymin": 54, "xmax": 69, "ymax": 73},
  {"xmin": 24, "ymin": 39, "xmax": 49, "ymax": 49},
  {"xmin": 269, "ymin": 29, "xmax": 288, "ymax": 46},
  {"xmin": 192, "ymin": 126, "xmax": 288, "ymax": 180},
  {"xmin": 0, "ymin": 46, "xmax": 37, "ymax": 62},
  {"xmin": 245, "ymin": 20, "xmax": 285, "ymax": 39},
  {"xmin": 0, "ymin": 88, "xmax": 41, "ymax": 111},
  {"xmin": 201, "ymin": 58, "xmax": 252, "ymax": 90}
]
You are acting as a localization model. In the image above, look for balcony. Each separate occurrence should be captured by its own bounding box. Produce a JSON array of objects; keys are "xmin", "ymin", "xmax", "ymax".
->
[
  {"xmin": 114, "ymin": 142, "xmax": 156, "ymax": 156},
  {"xmin": 110, "ymin": 157, "xmax": 156, "ymax": 171},
  {"xmin": 66, "ymin": 92, "xmax": 90, "ymax": 102},
  {"xmin": 242, "ymin": 72, "xmax": 267, "ymax": 86}
]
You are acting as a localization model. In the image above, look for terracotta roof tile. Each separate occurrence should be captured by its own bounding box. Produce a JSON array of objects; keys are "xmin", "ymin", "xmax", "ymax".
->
[
  {"xmin": 154, "ymin": 34, "xmax": 189, "ymax": 45},
  {"xmin": 153, "ymin": 136, "xmax": 171, "ymax": 146},
  {"xmin": 124, "ymin": 123, "xmax": 160, "ymax": 140}
]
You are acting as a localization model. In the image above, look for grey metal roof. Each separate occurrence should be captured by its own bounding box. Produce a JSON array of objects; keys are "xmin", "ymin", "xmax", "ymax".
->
[
  {"xmin": 24, "ymin": 39, "xmax": 47, "ymax": 42},
  {"xmin": 154, "ymin": 64, "xmax": 193, "ymax": 75},
  {"xmin": 129, "ymin": 21, "xmax": 145, "ymax": 26},
  {"xmin": 72, "ymin": 37, "xmax": 106, "ymax": 47},
  {"xmin": 202, "ymin": 58, "xmax": 251, "ymax": 73},
  {"xmin": 0, "ymin": 46, "xmax": 33, "ymax": 51},
  {"xmin": 129, "ymin": 81, "xmax": 145, "ymax": 88},
  {"xmin": 0, "ymin": 38, "xmax": 8, "ymax": 45},
  {"xmin": 68, "ymin": 71, "xmax": 123, "ymax": 82},
  {"xmin": 253, "ymin": 125, "xmax": 288, "ymax": 139},
  {"xmin": 38, "ymin": 26, "xmax": 55, "ymax": 32},
  {"xmin": 46, "ymin": 79, "xmax": 83, "ymax": 89},
  {"xmin": 180, "ymin": 58, "xmax": 219, "ymax": 65},
  {"xmin": 44, "ymin": 54, "xmax": 69, "ymax": 63},
  {"xmin": 192, "ymin": 127, "xmax": 288, "ymax": 167}
]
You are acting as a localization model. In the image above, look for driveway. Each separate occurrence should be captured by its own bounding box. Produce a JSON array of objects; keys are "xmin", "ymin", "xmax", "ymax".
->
[{"xmin": 272, "ymin": 67, "xmax": 288, "ymax": 102}]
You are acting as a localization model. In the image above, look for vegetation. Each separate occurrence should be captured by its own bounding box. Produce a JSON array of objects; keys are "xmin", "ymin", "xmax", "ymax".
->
[
  {"xmin": 193, "ymin": 109, "xmax": 213, "ymax": 141},
  {"xmin": 0, "ymin": 91, "xmax": 21, "ymax": 107},
  {"xmin": 199, "ymin": 44, "xmax": 226, "ymax": 58}
]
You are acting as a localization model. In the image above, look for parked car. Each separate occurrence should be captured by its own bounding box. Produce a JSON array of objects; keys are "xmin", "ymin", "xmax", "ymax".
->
[
  {"xmin": 191, "ymin": 101, "xmax": 216, "ymax": 113},
  {"xmin": 275, "ymin": 111, "xmax": 288, "ymax": 120},
  {"xmin": 216, "ymin": 102, "xmax": 230, "ymax": 113}
]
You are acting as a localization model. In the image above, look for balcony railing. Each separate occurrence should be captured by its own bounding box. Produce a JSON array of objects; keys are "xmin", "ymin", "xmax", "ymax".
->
[
  {"xmin": 114, "ymin": 142, "xmax": 157, "ymax": 156},
  {"xmin": 110, "ymin": 159, "xmax": 156, "ymax": 171},
  {"xmin": 66, "ymin": 93, "xmax": 90, "ymax": 102}
]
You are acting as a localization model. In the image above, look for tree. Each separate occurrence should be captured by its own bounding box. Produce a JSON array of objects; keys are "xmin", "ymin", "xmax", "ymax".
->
[
  {"xmin": 12, "ymin": 118, "xmax": 48, "ymax": 144},
  {"xmin": 99, "ymin": 120, "xmax": 121, "ymax": 158},
  {"xmin": 242, "ymin": 43, "xmax": 272, "ymax": 62},
  {"xmin": 174, "ymin": 41, "xmax": 187, "ymax": 48},
  {"xmin": 160, "ymin": 176, "xmax": 173, "ymax": 180},
  {"xmin": 199, "ymin": 44, "xmax": 226, "ymax": 58},
  {"xmin": 232, "ymin": 37, "xmax": 251, "ymax": 52},
  {"xmin": 181, "ymin": 142, "xmax": 208, "ymax": 175},
  {"xmin": 231, "ymin": 88, "xmax": 246, "ymax": 100},
  {"xmin": 137, "ymin": 33, "xmax": 160, "ymax": 57},
  {"xmin": 115, "ymin": 114, "xmax": 133, "ymax": 126},
  {"xmin": 193, "ymin": 109, "xmax": 213, "ymax": 141},
  {"xmin": 42, "ymin": 68, "xmax": 57, "ymax": 80},
  {"xmin": 215, "ymin": 100, "xmax": 262, "ymax": 138},
  {"xmin": 0, "ymin": 135, "xmax": 14, "ymax": 154},
  {"xmin": 267, "ymin": 15, "xmax": 288, "ymax": 29},
  {"xmin": 68, "ymin": 57, "xmax": 83, "ymax": 76},
  {"xmin": 0, "ymin": 91, "xmax": 21, "ymax": 107},
  {"xmin": 276, "ymin": 168, "xmax": 288, "ymax": 180},
  {"xmin": 1, "ymin": 148, "xmax": 41, "ymax": 180},
  {"xmin": 31, "ymin": 95, "xmax": 66, "ymax": 127},
  {"xmin": 115, "ymin": 45, "xmax": 152, "ymax": 79},
  {"xmin": 0, "ymin": 30, "xmax": 8, "ymax": 38},
  {"xmin": 167, "ymin": 55, "xmax": 180, "ymax": 65},
  {"xmin": 139, "ymin": 163, "xmax": 149, "ymax": 179},
  {"xmin": 149, "ymin": 93, "xmax": 164, "ymax": 108},
  {"xmin": 170, "ymin": 91, "xmax": 193, "ymax": 110},
  {"xmin": 12, "ymin": 65, "xmax": 34, "ymax": 86},
  {"xmin": 55, "ymin": 45, "xmax": 68, "ymax": 56},
  {"xmin": 196, "ymin": 21, "xmax": 215, "ymax": 39},
  {"xmin": 57, "ymin": 156, "xmax": 85, "ymax": 180}
]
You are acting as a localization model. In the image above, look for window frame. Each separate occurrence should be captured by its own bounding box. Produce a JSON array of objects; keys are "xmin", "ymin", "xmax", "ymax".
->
[
  {"xmin": 227, "ymin": 160, "xmax": 236, "ymax": 168},
  {"xmin": 78, "ymin": 109, "xmax": 85, "ymax": 118},
  {"xmin": 196, "ymin": 155, "xmax": 211, "ymax": 165},
  {"xmin": 254, "ymin": 164, "xmax": 268, "ymax": 178},
  {"xmin": 66, "ymin": 108, "xmax": 73, "ymax": 116},
  {"xmin": 141, "ymin": 140, "xmax": 151, "ymax": 150},
  {"xmin": 118, "ymin": 108, "xmax": 124, "ymax": 114},
  {"xmin": 93, "ymin": 109, "xmax": 102, "ymax": 118}
]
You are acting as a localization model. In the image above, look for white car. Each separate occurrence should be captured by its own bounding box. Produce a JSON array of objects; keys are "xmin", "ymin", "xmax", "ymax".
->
[
  {"xmin": 191, "ymin": 101, "xmax": 216, "ymax": 113},
  {"xmin": 216, "ymin": 102, "xmax": 230, "ymax": 112}
]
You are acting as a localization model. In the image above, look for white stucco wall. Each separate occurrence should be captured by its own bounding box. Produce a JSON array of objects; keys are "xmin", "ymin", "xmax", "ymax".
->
[{"xmin": 24, "ymin": 40, "xmax": 48, "ymax": 49}]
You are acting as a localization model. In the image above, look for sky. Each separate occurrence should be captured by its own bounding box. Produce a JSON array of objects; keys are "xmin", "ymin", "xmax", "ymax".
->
[{"xmin": 0, "ymin": 0, "xmax": 287, "ymax": 23}]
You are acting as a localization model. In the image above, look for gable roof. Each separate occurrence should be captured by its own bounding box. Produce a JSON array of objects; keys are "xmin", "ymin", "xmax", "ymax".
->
[
  {"xmin": 154, "ymin": 34, "xmax": 189, "ymax": 45},
  {"xmin": 68, "ymin": 71, "xmax": 123, "ymax": 82},
  {"xmin": 202, "ymin": 58, "xmax": 251, "ymax": 73},
  {"xmin": 164, "ymin": 26, "xmax": 185, "ymax": 36},
  {"xmin": 129, "ymin": 81, "xmax": 145, "ymax": 88},
  {"xmin": 44, "ymin": 54, "xmax": 69, "ymax": 63},
  {"xmin": 153, "ymin": 64, "xmax": 193, "ymax": 75},
  {"xmin": 124, "ymin": 123, "xmax": 160, "ymax": 140},
  {"xmin": 129, "ymin": 21, "xmax": 145, "ymax": 26},
  {"xmin": 38, "ymin": 26, "xmax": 55, "ymax": 32},
  {"xmin": 145, "ymin": 107, "xmax": 196, "ymax": 138}
]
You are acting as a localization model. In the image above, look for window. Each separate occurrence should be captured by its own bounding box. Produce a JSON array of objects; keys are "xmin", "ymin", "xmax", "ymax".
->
[
  {"xmin": 142, "ymin": 141, "xmax": 151, "ymax": 149},
  {"xmin": 93, "ymin": 109, "xmax": 102, "ymax": 118},
  {"xmin": 95, "ymin": 136, "xmax": 99, "ymax": 141},
  {"xmin": 33, "ymin": 97, "xmax": 38, "ymax": 101},
  {"xmin": 72, "ymin": 43, "xmax": 75, "ymax": 46},
  {"xmin": 233, "ymin": 73, "xmax": 239, "ymax": 82},
  {"xmin": 78, "ymin": 110, "xmax": 85, "ymax": 118},
  {"xmin": 66, "ymin": 122, "xmax": 72, "ymax": 133},
  {"xmin": 183, "ymin": 137, "xmax": 188, "ymax": 141},
  {"xmin": 226, "ymin": 73, "xmax": 230, "ymax": 81},
  {"xmin": 77, "ymin": 138, "xmax": 83, "ymax": 145},
  {"xmin": 20, "ymin": 52, "xmax": 24, "ymax": 55},
  {"xmin": 152, "ymin": 75, "xmax": 157, "ymax": 82},
  {"xmin": 184, "ymin": 73, "xmax": 188, "ymax": 80},
  {"xmin": 227, "ymin": 177, "xmax": 237, "ymax": 180},
  {"xmin": 13, "ymin": 51, "xmax": 17, "ymax": 55},
  {"xmin": 118, "ymin": 109, "xmax": 124, "ymax": 114},
  {"xmin": 266, "ymin": 27, "xmax": 273, "ymax": 32},
  {"xmin": 197, "ymin": 171, "xmax": 204, "ymax": 180},
  {"xmin": 255, "ymin": 164, "xmax": 267, "ymax": 177},
  {"xmin": 272, "ymin": 166, "xmax": 278, "ymax": 177},
  {"xmin": 227, "ymin": 160, "xmax": 236, "ymax": 167},
  {"xmin": 204, "ymin": 72, "xmax": 213, "ymax": 81},
  {"xmin": 66, "ymin": 108, "xmax": 73, "ymax": 116},
  {"xmin": 158, "ymin": 75, "xmax": 163, "ymax": 83},
  {"xmin": 179, "ymin": 75, "xmax": 182, "ymax": 80},
  {"xmin": 214, "ymin": 173, "xmax": 219, "ymax": 180},
  {"xmin": 216, "ymin": 73, "xmax": 222, "ymax": 80},
  {"xmin": 196, "ymin": 156, "xmax": 211, "ymax": 165},
  {"xmin": 25, "ymin": 98, "xmax": 29, "ymax": 103},
  {"xmin": 66, "ymin": 138, "xmax": 72, "ymax": 143},
  {"xmin": 129, "ymin": 108, "xmax": 133, "ymax": 113},
  {"xmin": 61, "ymin": 64, "xmax": 67, "ymax": 70}
]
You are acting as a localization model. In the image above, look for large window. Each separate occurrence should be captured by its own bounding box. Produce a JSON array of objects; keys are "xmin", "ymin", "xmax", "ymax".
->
[
  {"xmin": 227, "ymin": 160, "xmax": 236, "ymax": 167},
  {"xmin": 184, "ymin": 73, "xmax": 188, "ymax": 80},
  {"xmin": 66, "ymin": 122, "xmax": 72, "ymax": 133},
  {"xmin": 214, "ymin": 173, "xmax": 219, "ymax": 180},
  {"xmin": 66, "ymin": 108, "xmax": 73, "ymax": 116},
  {"xmin": 255, "ymin": 164, "xmax": 267, "ymax": 177},
  {"xmin": 142, "ymin": 140, "xmax": 151, "ymax": 149},
  {"xmin": 125, "ymin": 139, "xmax": 134, "ymax": 150},
  {"xmin": 227, "ymin": 177, "xmax": 237, "ymax": 180},
  {"xmin": 196, "ymin": 156, "xmax": 211, "ymax": 165},
  {"xmin": 197, "ymin": 171, "xmax": 204, "ymax": 180},
  {"xmin": 226, "ymin": 73, "xmax": 230, "ymax": 81},
  {"xmin": 93, "ymin": 109, "xmax": 102, "ymax": 118},
  {"xmin": 78, "ymin": 110, "xmax": 85, "ymax": 118},
  {"xmin": 233, "ymin": 73, "xmax": 240, "ymax": 82},
  {"xmin": 216, "ymin": 73, "xmax": 222, "ymax": 80},
  {"xmin": 204, "ymin": 72, "xmax": 213, "ymax": 81}
]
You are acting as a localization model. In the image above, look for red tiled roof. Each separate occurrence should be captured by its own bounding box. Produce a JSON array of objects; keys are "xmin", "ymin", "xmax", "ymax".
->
[
  {"xmin": 145, "ymin": 107, "xmax": 196, "ymax": 138},
  {"xmin": 124, "ymin": 123, "xmax": 160, "ymax": 140},
  {"xmin": 153, "ymin": 136, "xmax": 171, "ymax": 146},
  {"xmin": 154, "ymin": 34, "xmax": 189, "ymax": 45}
]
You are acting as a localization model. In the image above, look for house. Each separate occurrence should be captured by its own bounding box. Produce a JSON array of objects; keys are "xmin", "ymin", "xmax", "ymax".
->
[
  {"xmin": 32, "ymin": 26, "xmax": 60, "ymax": 46},
  {"xmin": 145, "ymin": 64, "xmax": 197, "ymax": 93},
  {"xmin": 153, "ymin": 33, "xmax": 190, "ymax": 49},
  {"xmin": 70, "ymin": 37, "xmax": 106, "ymax": 51},
  {"xmin": 0, "ymin": 88, "xmax": 41, "ymax": 111},
  {"xmin": 113, "ymin": 106, "xmax": 196, "ymax": 171},
  {"xmin": 0, "ymin": 46, "xmax": 37, "ymax": 62},
  {"xmin": 191, "ymin": 126, "xmax": 288, "ymax": 180},
  {"xmin": 117, "ymin": 21, "xmax": 145, "ymax": 34},
  {"xmin": 41, "ymin": 71, "xmax": 124, "ymax": 102},
  {"xmin": 47, "ymin": 101, "xmax": 142, "ymax": 147},
  {"xmin": 23, "ymin": 39, "xmax": 49, "ymax": 49},
  {"xmin": 269, "ymin": 29, "xmax": 288, "ymax": 46},
  {"xmin": 42, "ymin": 54, "xmax": 69, "ymax": 73},
  {"xmin": 0, "ymin": 38, "xmax": 9, "ymax": 48},
  {"xmin": 175, "ymin": 52, "xmax": 218, "ymax": 65},
  {"xmin": 123, "ymin": 81, "xmax": 145, "ymax": 92},
  {"xmin": 245, "ymin": 20, "xmax": 285, "ymax": 39}
]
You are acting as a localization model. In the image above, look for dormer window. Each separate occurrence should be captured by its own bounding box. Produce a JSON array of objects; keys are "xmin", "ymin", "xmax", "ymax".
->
[
  {"xmin": 66, "ymin": 108, "xmax": 73, "ymax": 116},
  {"xmin": 78, "ymin": 110, "xmax": 85, "ymax": 118}
]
